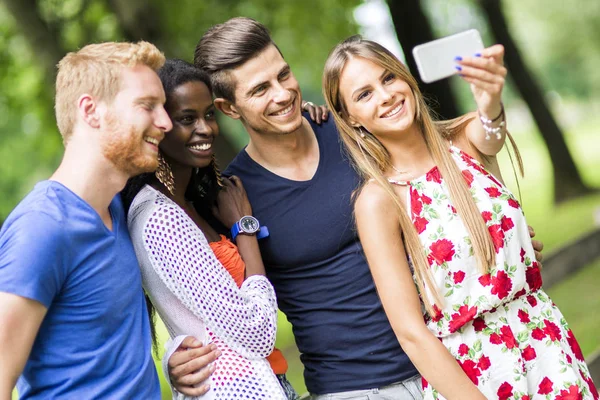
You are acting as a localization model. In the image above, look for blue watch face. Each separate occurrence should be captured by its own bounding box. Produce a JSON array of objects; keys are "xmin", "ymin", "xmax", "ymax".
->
[{"xmin": 240, "ymin": 216, "xmax": 259, "ymax": 234}]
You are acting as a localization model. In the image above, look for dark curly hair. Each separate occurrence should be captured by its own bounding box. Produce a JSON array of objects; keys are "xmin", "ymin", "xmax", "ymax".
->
[{"xmin": 121, "ymin": 59, "xmax": 225, "ymax": 353}]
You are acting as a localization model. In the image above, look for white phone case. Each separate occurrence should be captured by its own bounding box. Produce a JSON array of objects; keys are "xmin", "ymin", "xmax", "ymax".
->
[{"xmin": 412, "ymin": 29, "xmax": 484, "ymax": 84}]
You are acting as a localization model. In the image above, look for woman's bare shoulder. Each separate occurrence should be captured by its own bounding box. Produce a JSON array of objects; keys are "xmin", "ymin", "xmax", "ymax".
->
[{"xmin": 355, "ymin": 180, "xmax": 397, "ymax": 219}]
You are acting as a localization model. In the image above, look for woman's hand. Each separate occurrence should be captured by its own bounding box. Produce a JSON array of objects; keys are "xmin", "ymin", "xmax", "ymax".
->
[
  {"xmin": 302, "ymin": 101, "xmax": 329, "ymax": 124},
  {"xmin": 457, "ymin": 45, "xmax": 508, "ymax": 156},
  {"xmin": 456, "ymin": 44, "xmax": 507, "ymax": 120},
  {"xmin": 212, "ymin": 176, "xmax": 252, "ymax": 229}
]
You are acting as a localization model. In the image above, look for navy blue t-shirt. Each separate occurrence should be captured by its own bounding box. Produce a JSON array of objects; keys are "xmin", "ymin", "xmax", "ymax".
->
[{"xmin": 225, "ymin": 116, "xmax": 418, "ymax": 394}]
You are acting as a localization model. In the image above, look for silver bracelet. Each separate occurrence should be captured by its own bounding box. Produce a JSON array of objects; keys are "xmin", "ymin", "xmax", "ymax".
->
[{"xmin": 478, "ymin": 103, "xmax": 505, "ymax": 140}]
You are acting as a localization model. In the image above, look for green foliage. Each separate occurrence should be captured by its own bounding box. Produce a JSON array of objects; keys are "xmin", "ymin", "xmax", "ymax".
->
[
  {"xmin": 2, "ymin": 1, "xmax": 599, "ymax": 396},
  {"xmin": 3, "ymin": 0, "xmax": 599, "ymax": 219},
  {"xmin": 0, "ymin": 0, "xmax": 361, "ymax": 220},
  {"xmin": 0, "ymin": 12, "xmax": 53, "ymax": 217},
  {"xmin": 502, "ymin": 0, "xmax": 600, "ymax": 99},
  {"xmin": 421, "ymin": 0, "xmax": 600, "ymax": 105},
  {"xmin": 157, "ymin": 0, "xmax": 360, "ymax": 88},
  {"xmin": 154, "ymin": 0, "xmax": 361, "ymax": 147},
  {"xmin": 0, "ymin": 0, "xmax": 126, "ymax": 219}
]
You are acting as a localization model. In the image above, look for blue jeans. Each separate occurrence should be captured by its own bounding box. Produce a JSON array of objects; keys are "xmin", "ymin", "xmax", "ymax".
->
[
  {"xmin": 309, "ymin": 375, "xmax": 423, "ymax": 400},
  {"xmin": 278, "ymin": 374, "xmax": 301, "ymax": 400}
]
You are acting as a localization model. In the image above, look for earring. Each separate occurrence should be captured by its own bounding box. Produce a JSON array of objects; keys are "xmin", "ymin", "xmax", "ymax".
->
[
  {"xmin": 211, "ymin": 154, "xmax": 224, "ymax": 187},
  {"xmin": 358, "ymin": 127, "xmax": 366, "ymax": 139},
  {"xmin": 155, "ymin": 152, "xmax": 175, "ymax": 196}
]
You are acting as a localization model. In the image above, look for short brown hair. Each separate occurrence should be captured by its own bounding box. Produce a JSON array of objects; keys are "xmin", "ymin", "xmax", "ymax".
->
[
  {"xmin": 55, "ymin": 41, "xmax": 165, "ymax": 143},
  {"xmin": 194, "ymin": 17, "xmax": 280, "ymax": 101}
]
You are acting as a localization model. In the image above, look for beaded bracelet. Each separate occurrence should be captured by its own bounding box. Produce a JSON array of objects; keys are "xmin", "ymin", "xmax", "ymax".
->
[{"xmin": 478, "ymin": 103, "xmax": 505, "ymax": 140}]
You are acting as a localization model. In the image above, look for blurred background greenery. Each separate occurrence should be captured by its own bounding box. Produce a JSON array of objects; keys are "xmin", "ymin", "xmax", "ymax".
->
[{"xmin": 2, "ymin": 0, "xmax": 599, "ymax": 398}]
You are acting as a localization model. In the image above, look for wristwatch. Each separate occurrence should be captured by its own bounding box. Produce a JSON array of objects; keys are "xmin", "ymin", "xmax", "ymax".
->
[{"xmin": 230, "ymin": 215, "xmax": 269, "ymax": 242}]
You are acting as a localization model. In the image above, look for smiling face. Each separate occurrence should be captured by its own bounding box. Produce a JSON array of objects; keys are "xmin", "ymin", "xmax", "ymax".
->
[
  {"xmin": 338, "ymin": 56, "xmax": 416, "ymax": 139},
  {"xmin": 102, "ymin": 64, "xmax": 172, "ymax": 176},
  {"xmin": 159, "ymin": 80, "xmax": 218, "ymax": 169},
  {"xmin": 225, "ymin": 44, "xmax": 303, "ymax": 136}
]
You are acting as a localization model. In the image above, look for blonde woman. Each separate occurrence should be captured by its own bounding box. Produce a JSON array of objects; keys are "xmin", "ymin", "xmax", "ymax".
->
[{"xmin": 322, "ymin": 35, "xmax": 597, "ymax": 400}]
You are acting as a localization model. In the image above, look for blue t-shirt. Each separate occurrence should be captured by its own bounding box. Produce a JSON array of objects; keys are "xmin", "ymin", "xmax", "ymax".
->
[
  {"xmin": 225, "ymin": 116, "xmax": 418, "ymax": 394},
  {"xmin": 0, "ymin": 181, "xmax": 159, "ymax": 399}
]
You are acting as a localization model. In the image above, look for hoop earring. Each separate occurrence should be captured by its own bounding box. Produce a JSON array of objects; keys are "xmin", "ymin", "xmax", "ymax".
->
[
  {"xmin": 155, "ymin": 152, "xmax": 175, "ymax": 196},
  {"xmin": 211, "ymin": 154, "xmax": 224, "ymax": 187}
]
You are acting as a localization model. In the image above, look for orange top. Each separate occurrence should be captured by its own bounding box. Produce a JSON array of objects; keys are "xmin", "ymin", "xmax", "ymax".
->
[{"xmin": 209, "ymin": 235, "xmax": 288, "ymax": 375}]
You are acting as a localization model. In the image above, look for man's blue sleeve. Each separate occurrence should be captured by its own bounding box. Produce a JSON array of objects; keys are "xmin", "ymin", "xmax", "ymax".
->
[{"xmin": 0, "ymin": 211, "xmax": 67, "ymax": 308}]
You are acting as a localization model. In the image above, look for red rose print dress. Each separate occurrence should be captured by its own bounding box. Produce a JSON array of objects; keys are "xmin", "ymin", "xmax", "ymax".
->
[{"xmin": 391, "ymin": 146, "xmax": 598, "ymax": 400}]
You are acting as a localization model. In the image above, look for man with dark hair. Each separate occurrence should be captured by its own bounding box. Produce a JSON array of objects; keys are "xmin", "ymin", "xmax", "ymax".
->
[
  {"xmin": 194, "ymin": 17, "xmax": 280, "ymax": 102},
  {"xmin": 169, "ymin": 17, "xmax": 544, "ymax": 399}
]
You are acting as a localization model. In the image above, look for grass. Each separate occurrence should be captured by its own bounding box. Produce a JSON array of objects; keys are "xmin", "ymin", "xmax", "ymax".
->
[{"xmin": 545, "ymin": 258, "xmax": 600, "ymax": 356}]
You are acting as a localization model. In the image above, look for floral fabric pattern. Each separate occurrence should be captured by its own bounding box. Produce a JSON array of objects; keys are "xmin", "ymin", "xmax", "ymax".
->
[{"xmin": 402, "ymin": 147, "xmax": 597, "ymax": 400}]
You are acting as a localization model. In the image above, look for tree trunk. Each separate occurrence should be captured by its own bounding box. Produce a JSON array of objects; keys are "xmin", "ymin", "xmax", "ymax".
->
[
  {"xmin": 106, "ymin": 0, "xmax": 162, "ymax": 44},
  {"xmin": 1, "ymin": 0, "xmax": 64, "ymax": 80},
  {"xmin": 386, "ymin": 0, "xmax": 460, "ymax": 119},
  {"xmin": 479, "ymin": 0, "xmax": 593, "ymax": 203},
  {"xmin": 3, "ymin": 0, "xmax": 240, "ymax": 166}
]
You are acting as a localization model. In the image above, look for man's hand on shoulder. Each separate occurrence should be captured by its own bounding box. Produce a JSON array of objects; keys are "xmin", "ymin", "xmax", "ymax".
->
[
  {"xmin": 302, "ymin": 101, "xmax": 329, "ymax": 125},
  {"xmin": 529, "ymin": 225, "xmax": 544, "ymax": 267},
  {"xmin": 168, "ymin": 336, "xmax": 221, "ymax": 397}
]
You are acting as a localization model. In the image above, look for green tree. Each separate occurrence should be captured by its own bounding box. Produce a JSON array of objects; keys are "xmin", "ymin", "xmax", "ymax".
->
[
  {"xmin": 390, "ymin": 0, "xmax": 600, "ymax": 203},
  {"xmin": 0, "ymin": 0, "xmax": 362, "ymax": 221},
  {"xmin": 479, "ymin": 0, "xmax": 595, "ymax": 203},
  {"xmin": 386, "ymin": 0, "xmax": 461, "ymax": 119}
]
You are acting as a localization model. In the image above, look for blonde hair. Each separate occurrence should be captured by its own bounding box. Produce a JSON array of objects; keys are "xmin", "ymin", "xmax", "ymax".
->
[
  {"xmin": 55, "ymin": 41, "xmax": 166, "ymax": 143},
  {"xmin": 323, "ymin": 36, "xmax": 520, "ymax": 316}
]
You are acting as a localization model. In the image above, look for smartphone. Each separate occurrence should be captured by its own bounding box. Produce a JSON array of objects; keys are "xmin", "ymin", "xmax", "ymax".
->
[{"xmin": 412, "ymin": 29, "xmax": 484, "ymax": 84}]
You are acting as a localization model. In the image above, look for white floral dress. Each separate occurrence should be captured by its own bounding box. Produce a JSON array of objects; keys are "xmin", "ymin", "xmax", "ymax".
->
[{"xmin": 391, "ymin": 146, "xmax": 598, "ymax": 400}]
